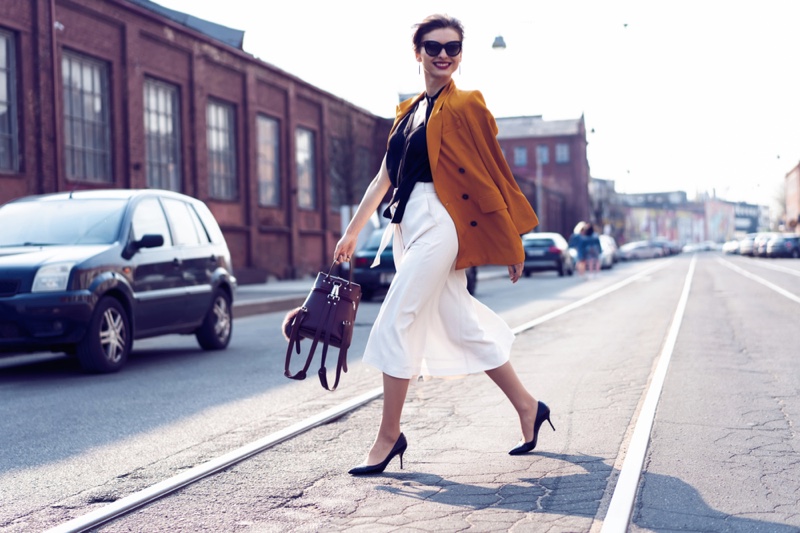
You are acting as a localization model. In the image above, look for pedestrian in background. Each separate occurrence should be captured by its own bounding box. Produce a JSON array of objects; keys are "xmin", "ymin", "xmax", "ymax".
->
[
  {"xmin": 333, "ymin": 14, "xmax": 554, "ymax": 475},
  {"xmin": 582, "ymin": 223, "xmax": 602, "ymax": 279},
  {"xmin": 569, "ymin": 221, "xmax": 586, "ymax": 278}
]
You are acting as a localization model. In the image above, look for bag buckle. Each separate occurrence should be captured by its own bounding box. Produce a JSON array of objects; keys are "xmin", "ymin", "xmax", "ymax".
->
[{"xmin": 329, "ymin": 281, "xmax": 341, "ymax": 300}]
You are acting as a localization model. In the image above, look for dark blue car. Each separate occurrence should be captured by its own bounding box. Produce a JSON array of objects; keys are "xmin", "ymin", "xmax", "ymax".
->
[{"xmin": 0, "ymin": 190, "xmax": 236, "ymax": 373}]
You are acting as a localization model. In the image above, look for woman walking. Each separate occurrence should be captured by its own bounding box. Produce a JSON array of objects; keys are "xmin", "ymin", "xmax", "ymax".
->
[
  {"xmin": 333, "ymin": 14, "xmax": 554, "ymax": 475},
  {"xmin": 582, "ymin": 223, "xmax": 602, "ymax": 279}
]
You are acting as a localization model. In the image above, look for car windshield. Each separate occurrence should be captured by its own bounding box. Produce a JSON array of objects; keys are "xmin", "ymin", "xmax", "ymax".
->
[{"xmin": 0, "ymin": 199, "xmax": 126, "ymax": 246}]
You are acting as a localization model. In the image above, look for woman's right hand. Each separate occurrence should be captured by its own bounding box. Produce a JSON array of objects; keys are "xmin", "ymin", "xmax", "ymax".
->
[{"xmin": 333, "ymin": 233, "xmax": 358, "ymax": 264}]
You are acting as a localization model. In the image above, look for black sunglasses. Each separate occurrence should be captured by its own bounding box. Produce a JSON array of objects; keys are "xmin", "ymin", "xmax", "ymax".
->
[{"xmin": 422, "ymin": 40, "xmax": 462, "ymax": 57}]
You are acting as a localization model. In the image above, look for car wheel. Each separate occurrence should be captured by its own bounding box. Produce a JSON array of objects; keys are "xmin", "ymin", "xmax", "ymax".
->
[
  {"xmin": 793, "ymin": 249, "xmax": 799, "ymax": 259},
  {"xmin": 557, "ymin": 263, "xmax": 565, "ymax": 277},
  {"xmin": 76, "ymin": 297, "xmax": 131, "ymax": 373},
  {"xmin": 196, "ymin": 289, "xmax": 233, "ymax": 350}
]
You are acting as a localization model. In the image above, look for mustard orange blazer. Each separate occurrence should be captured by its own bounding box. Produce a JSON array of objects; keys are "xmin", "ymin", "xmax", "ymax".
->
[{"xmin": 390, "ymin": 80, "xmax": 539, "ymax": 269}]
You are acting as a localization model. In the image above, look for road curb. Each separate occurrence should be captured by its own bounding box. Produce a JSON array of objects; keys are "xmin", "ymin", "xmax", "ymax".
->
[{"xmin": 233, "ymin": 296, "xmax": 306, "ymax": 318}]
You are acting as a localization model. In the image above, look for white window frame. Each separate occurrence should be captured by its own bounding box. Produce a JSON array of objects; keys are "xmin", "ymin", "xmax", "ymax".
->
[
  {"xmin": 207, "ymin": 99, "xmax": 237, "ymax": 200},
  {"xmin": 144, "ymin": 78, "xmax": 181, "ymax": 191},
  {"xmin": 556, "ymin": 143, "xmax": 570, "ymax": 164},
  {"xmin": 62, "ymin": 51, "xmax": 112, "ymax": 182},
  {"xmin": 513, "ymin": 146, "xmax": 527, "ymax": 167},
  {"xmin": 257, "ymin": 114, "xmax": 281, "ymax": 207},
  {"xmin": 295, "ymin": 127, "xmax": 316, "ymax": 209},
  {"xmin": 0, "ymin": 29, "xmax": 19, "ymax": 173}
]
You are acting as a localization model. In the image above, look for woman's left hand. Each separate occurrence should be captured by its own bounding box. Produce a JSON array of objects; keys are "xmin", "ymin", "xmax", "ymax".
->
[{"xmin": 508, "ymin": 262, "xmax": 523, "ymax": 283}]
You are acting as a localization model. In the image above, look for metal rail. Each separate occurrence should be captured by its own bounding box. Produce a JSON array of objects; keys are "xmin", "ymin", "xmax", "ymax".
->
[{"xmin": 47, "ymin": 259, "xmax": 673, "ymax": 533}]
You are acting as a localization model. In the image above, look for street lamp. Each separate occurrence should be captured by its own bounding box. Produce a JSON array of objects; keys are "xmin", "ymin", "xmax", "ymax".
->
[{"xmin": 492, "ymin": 35, "xmax": 506, "ymax": 49}]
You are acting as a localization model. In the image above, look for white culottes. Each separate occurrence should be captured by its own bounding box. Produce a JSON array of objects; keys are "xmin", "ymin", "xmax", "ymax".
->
[{"xmin": 362, "ymin": 182, "xmax": 514, "ymax": 379}]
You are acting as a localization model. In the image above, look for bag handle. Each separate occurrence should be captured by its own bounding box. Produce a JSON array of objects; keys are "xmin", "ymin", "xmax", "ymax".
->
[{"xmin": 327, "ymin": 260, "xmax": 354, "ymax": 284}]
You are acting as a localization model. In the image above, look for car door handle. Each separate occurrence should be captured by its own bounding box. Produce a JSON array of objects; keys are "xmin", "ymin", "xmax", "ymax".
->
[
  {"xmin": 208, "ymin": 255, "xmax": 218, "ymax": 264},
  {"xmin": 172, "ymin": 258, "xmax": 182, "ymax": 268}
]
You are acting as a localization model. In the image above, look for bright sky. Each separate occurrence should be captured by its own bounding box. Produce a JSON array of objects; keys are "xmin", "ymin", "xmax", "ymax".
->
[{"xmin": 155, "ymin": 0, "xmax": 800, "ymax": 210}]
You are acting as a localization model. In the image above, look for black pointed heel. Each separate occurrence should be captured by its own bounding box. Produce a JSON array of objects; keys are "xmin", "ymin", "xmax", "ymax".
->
[
  {"xmin": 509, "ymin": 401, "xmax": 555, "ymax": 455},
  {"xmin": 348, "ymin": 433, "xmax": 408, "ymax": 475}
]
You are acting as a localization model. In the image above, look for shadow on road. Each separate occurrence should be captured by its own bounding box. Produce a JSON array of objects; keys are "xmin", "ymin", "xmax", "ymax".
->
[{"xmin": 374, "ymin": 451, "xmax": 797, "ymax": 531}]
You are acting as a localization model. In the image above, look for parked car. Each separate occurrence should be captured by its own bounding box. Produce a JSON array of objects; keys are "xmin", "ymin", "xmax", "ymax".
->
[
  {"xmin": 738, "ymin": 233, "xmax": 759, "ymax": 256},
  {"xmin": 766, "ymin": 233, "xmax": 800, "ymax": 258},
  {"xmin": 0, "ymin": 190, "xmax": 236, "ymax": 373},
  {"xmin": 651, "ymin": 238, "xmax": 681, "ymax": 256},
  {"xmin": 598, "ymin": 234, "xmax": 618, "ymax": 269},
  {"xmin": 618, "ymin": 240, "xmax": 665, "ymax": 260},
  {"xmin": 351, "ymin": 228, "xmax": 477, "ymax": 300},
  {"xmin": 521, "ymin": 232, "xmax": 575, "ymax": 277},
  {"xmin": 722, "ymin": 240, "xmax": 740, "ymax": 254},
  {"xmin": 754, "ymin": 232, "xmax": 780, "ymax": 257}
]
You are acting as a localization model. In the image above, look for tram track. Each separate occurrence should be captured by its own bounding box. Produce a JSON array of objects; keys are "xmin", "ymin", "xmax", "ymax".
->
[{"xmin": 45, "ymin": 259, "xmax": 676, "ymax": 533}]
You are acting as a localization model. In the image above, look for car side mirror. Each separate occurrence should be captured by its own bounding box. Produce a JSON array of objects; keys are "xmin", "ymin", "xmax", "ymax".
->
[
  {"xmin": 136, "ymin": 234, "xmax": 164, "ymax": 250},
  {"xmin": 123, "ymin": 234, "xmax": 164, "ymax": 259}
]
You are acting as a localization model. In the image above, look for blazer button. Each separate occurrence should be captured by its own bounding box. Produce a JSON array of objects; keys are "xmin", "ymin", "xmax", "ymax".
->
[
  {"xmin": 462, "ymin": 194, "xmax": 469, "ymax": 200},
  {"xmin": 458, "ymin": 168, "xmax": 466, "ymax": 174},
  {"xmin": 470, "ymin": 221, "xmax": 477, "ymax": 227}
]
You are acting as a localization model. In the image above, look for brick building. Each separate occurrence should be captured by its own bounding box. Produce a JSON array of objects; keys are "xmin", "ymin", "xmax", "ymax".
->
[
  {"xmin": 495, "ymin": 115, "xmax": 591, "ymax": 236},
  {"xmin": 0, "ymin": 0, "xmax": 390, "ymax": 280}
]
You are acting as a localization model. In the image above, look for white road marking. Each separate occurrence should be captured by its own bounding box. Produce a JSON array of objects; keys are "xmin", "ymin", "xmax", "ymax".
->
[
  {"xmin": 745, "ymin": 258, "xmax": 800, "ymax": 277},
  {"xmin": 718, "ymin": 258, "xmax": 800, "ymax": 304},
  {"xmin": 601, "ymin": 255, "xmax": 696, "ymax": 532}
]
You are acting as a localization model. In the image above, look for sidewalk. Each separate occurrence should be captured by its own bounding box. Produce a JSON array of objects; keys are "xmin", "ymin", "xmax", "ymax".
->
[{"xmin": 233, "ymin": 265, "xmax": 510, "ymax": 318}]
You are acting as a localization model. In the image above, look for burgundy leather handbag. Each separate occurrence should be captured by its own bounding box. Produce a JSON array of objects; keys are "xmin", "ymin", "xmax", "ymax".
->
[{"xmin": 282, "ymin": 263, "xmax": 361, "ymax": 391}]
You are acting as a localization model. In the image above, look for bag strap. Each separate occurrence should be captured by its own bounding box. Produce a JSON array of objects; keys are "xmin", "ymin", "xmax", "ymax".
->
[
  {"xmin": 283, "ymin": 307, "xmax": 322, "ymax": 381},
  {"xmin": 317, "ymin": 302, "xmax": 348, "ymax": 391}
]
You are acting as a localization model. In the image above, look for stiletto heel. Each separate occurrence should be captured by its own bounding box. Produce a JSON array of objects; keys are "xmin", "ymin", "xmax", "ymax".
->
[
  {"xmin": 509, "ymin": 401, "xmax": 554, "ymax": 455},
  {"xmin": 349, "ymin": 433, "xmax": 408, "ymax": 475}
]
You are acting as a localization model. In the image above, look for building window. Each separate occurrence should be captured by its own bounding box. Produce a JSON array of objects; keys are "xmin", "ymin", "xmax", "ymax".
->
[
  {"xmin": 257, "ymin": 115, "xmax": 280, "ymax": 206},
  {"xmin": 0, "ymin": 30, "xmax": 18, "ymax": 173},
  {"xmin": 207, "ymin": 99, "xmax": 237, "ymax": 200},
  {"xmin": 513, "ymin": 146, "xmax": 527, "ymax": 167},
  {"xmin": 144, "ymin": 78, "xmax": 181, "ymax": 191},
  {"xmin": 62, "ymin": 51, "xmax": 111, "ymax": 182},
  {"xmin": 556, "ymin": 143, "xmax": 570, "ymax": 163},
  {"xmin": 536, "ymin": 145, "xmax": 549, "ymax": 165},
  {"xmin": 296, "ymin": 127, "xmax": 316, "ymax": 209}
]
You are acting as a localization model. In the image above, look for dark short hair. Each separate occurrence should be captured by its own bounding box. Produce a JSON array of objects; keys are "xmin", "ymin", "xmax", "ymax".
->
[{"xmin": 412, "ymin": 14, "xmax": 464, "ymax": 52}]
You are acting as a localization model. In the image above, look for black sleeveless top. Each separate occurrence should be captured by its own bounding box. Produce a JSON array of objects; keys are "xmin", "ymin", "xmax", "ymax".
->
[{"xmin": 383, "ymin": 88, "xmax": 442, "ymax": 222}]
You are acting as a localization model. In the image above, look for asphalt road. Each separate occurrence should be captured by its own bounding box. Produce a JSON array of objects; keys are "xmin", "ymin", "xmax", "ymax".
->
[{"xmin": 1, "ymin": 253, "xmax": 798, "ymax": 532}]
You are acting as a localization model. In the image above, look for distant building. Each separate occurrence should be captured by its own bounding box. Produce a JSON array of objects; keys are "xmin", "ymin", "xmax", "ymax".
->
[
  {"xmin": 611, "ymin": 190, "xmax": 764, "ymax": 245},
  {"xmin": 0, "ymin": 0, "xmax": 390, "ymax": 280},
  {"xmin": 495, "ymin": 115, "xmax": 591, "ymax": 236},
  {"xmin": 733, "ymin": 202, "xmax": 762, "ymax": 234}
]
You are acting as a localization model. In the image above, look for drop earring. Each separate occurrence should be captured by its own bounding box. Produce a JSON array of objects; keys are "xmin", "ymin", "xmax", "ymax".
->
[
  {"xmin": 418, "ymin": 63, "xmax": 421, "ymax": 75},
  {"xmin": 459, "ymin": 65, "xmax": 462, "ymax": 75}
]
